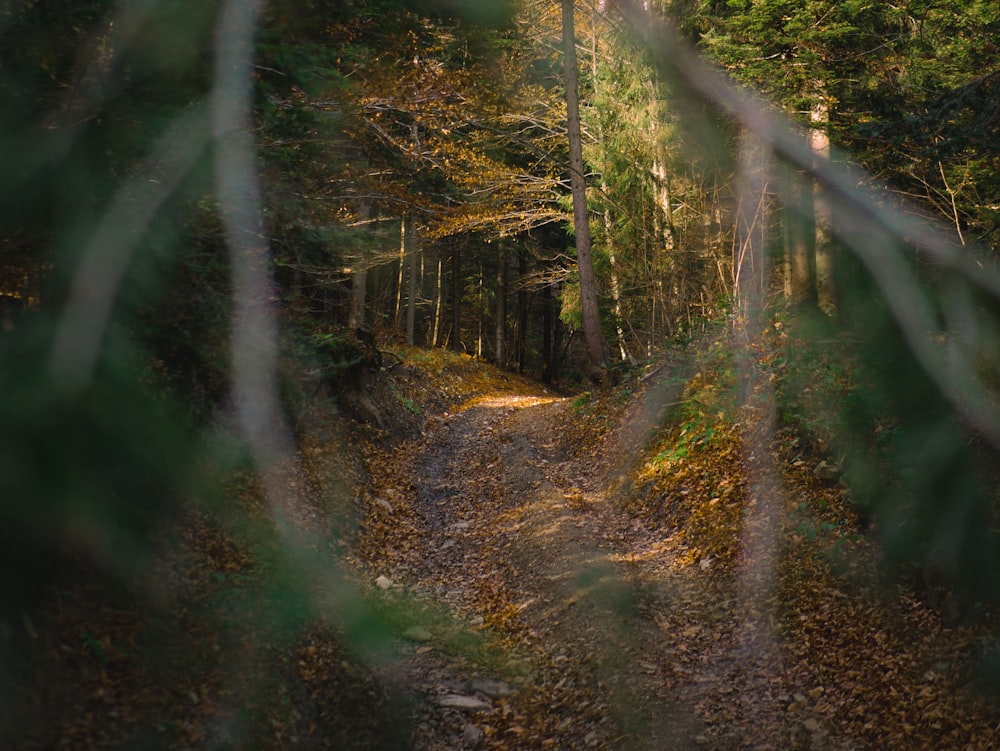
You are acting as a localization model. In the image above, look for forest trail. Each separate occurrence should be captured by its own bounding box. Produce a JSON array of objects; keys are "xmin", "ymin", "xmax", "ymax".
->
[
  {"xmin": 13, "ymin": 347, "xmax": 1000, "ymax": 750},
  {"xmin": 363, "ymin": 370, "xmax": 854, "ymax": 751}
]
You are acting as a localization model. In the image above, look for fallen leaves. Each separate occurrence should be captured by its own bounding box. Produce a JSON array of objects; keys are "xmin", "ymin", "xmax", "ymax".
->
[{"xmin": 19, "ymin": 341, "xmax": 1000, "ymax": 750}]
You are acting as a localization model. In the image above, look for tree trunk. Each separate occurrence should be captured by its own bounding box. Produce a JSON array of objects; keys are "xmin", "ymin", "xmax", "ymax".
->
[
  {"xmin": 394, "ymin": 216, "xmax": 405, "ymax": 328},
  {"xmin": 605, "ymin": 216, "xmax": 629, "ymax": 362},
  {"xmin": 562, "ymin": 0, "xmax": 608, "ymax": 370},
  {"xmin": 516, "ymin": 247, "xmax": 529, "ymax": 374},
  {"xmin": 405, "ymin": 118, "xmax": 422, "ymax": 343},
  {"xmin": 811, "ymin": 94, "xmax": 836, "ymax": 313},
  {"xmin": 652, "ymin": 157, "xmax": 678, "ymax": 252},
  {"xmin": 495, "ymin": 240, "xmax": 508, "ymax": 368},
  {"xmin": 405, "ymin": 213, "xmax": 418, "ymax": 345},
  {"xmin": 349, "ymin": 201, "xmax": 370, "ymax": 329},
  {"xmin": 542, "ymin": 280, "xmax": 563, "ymax": 384},
  {"xmin": 451, "ymin": 237, "xmax": 462, "ymax": 352},
  {"xmin": 589, "ymin": 5, "xmax": 629, "ymax": 363},
  {"xmin": 542, "ymin": 281, "xmax": 554, "ymax": 383},
  {"xmin": 477, "ymin": 258, "xmax": 484, "ymax": 358},
  {"xmin": 350, "ymin": 267, "xmax": 368, "ymax": 330},
  {"xmin": 780, "ymin": 161, "xmax": 817, "ymax": 307},
  {"xmin": 733, "ymin": 133, "xmax": 770, "ymax": 313},
  {"xmin": 431, "ymin": 244, "xmax": 443, "ymax": 347}
]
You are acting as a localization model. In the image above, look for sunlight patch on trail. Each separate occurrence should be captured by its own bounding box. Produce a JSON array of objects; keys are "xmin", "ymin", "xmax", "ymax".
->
[
  {"xmin": 607, "ymin": 538, "xmax": 676, "ymax": 565},
  {"xmin": 459, "ymin": 394, "xmax": 563, "ymax": 410}
]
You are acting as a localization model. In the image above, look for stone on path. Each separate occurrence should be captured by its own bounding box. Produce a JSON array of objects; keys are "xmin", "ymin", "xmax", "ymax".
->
[
  {"xmin": 439, "ymin": 694, "xmax": 491, "ymax": 712},
  {"xmin": 469, "ymin": 677, "xmax": 513, "ymax": 698},
  {"xmin": 462, "ymin": 723, "xmax": 484, "ymax": 748}
]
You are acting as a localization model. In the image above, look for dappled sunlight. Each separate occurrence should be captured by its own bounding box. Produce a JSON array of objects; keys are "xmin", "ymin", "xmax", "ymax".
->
[
  {"xmin": 461, "ymin": 394, "xmax": 564, "ymax": 410},
  {"xmin": 606, "ymin": 537, "xmax": 676, "ymax": 566},
  {"xmin": 525, "ymin": 512, "xmax": 577, "ymax": 540}
]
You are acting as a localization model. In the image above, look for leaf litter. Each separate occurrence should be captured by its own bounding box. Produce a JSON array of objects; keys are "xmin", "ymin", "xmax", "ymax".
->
[
  {"xmin": 361, "ymin": 342, "xmax": 1000, "ymax": 750},
  {"xmin": 11, "ymin": 343, "xmax": 1000, "ymax": 749}
]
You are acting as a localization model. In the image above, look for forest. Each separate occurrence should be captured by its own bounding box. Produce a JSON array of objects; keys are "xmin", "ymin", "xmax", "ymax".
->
[{"xmin": 3, "ymin": 0, "xmax": 1000, "ymax": 748}]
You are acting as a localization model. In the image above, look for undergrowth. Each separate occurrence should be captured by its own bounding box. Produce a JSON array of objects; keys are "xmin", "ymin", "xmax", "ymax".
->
[
  {"xmin": 631, "ymin": 333, "xmax": 746, "ymax": 568},
  {"xmin": 764, "ymin": 309, "xmax": 865, "ymax": 459}
]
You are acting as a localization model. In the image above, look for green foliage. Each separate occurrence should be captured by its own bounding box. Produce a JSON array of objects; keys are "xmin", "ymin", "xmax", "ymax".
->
[
  {"xmin": 794, "ymin": 515, "xmax": 840, "ymax": 544},
  {"xmin": 652, "ymin": 339, "xmax": 736, "ymax": 467},
  {"xmin": 310, "ymin": 330, "xmax": 367, "ymax": 373},
  {"xmin": 281, "ymin": 327, "xmax": 375, "ymax": 418},
  {"xmin": 0, "ymin": 318, "xmax": 208, "ymax": 628},
  {"xmin": 580, "ymin": 13, "xmax": 735, "ymax": 354},
  {"xmin": 137, "ymin": 204, "xmax": 233, "ymax": 416},
  {"xmin": 559, "ymin": 271, "xmax": 583, "ymax": 330},
  {"xmin": 769, "ymin": 263, "xmax": 1000, "ymax": 614},
  {"xmin": 389, "ymin": 382, "xmax": 422, "ymax": 415},
  {"xmin": 695, "ymin": 0, "xmax": 1000, "ymax": 253},
  {"xmin": 570, "ymin": 391, "xmax": 592, "ymax": 413},
  {"xmin": 769, "ymin": 309, "xmax": 857, "ymax": 441}
]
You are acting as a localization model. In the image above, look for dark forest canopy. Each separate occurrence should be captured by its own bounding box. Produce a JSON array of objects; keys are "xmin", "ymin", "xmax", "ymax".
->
[{"xmin": 3, "ymin": 0, "xmax": 998, "ymax": 374}]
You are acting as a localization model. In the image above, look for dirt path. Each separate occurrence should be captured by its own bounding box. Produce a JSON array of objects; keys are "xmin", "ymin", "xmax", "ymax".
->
[
  {"xmin": 363, "ymin": 376, "xmax": 860, "ymax": 751},
  {"xmin": 14, "ymin": 350, "xmax": 998, "ymax": 750}
]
